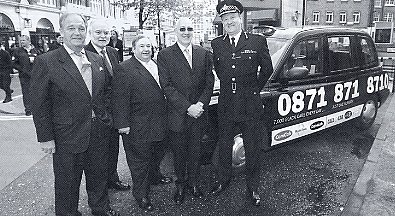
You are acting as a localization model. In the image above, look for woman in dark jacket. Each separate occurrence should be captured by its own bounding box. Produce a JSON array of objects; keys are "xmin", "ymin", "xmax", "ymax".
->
[{"xmin": 108, "ymin": 30, "xmax": 124, "ymax": 62}]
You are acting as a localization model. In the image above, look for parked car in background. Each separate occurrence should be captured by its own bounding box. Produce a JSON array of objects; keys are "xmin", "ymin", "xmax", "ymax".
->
[{"xmin": 200, "ymin": 26, "xmax": 390, "ymax": 171}]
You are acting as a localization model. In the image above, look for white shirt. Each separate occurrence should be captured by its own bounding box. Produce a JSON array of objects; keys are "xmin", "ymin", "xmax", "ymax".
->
[
  {"xmin": 177, "ymin": 42, "xmax": 193, "ymax": 67},
  {"xmin": 136, "ymin": 58, "xmax": 161, "ymax": 87},
  {"xmin": 228, "ymin": 31, "xmax": 242, "ymax": 47}
]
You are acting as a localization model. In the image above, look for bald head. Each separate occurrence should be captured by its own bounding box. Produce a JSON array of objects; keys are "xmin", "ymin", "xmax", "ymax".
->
[
  {"xmin": 89, "ymin": 19, "xmax": 111, "ymax": 49},
  {"xmin": 175, "ymin": 17, "xmax": 194, "ymax": 47}
]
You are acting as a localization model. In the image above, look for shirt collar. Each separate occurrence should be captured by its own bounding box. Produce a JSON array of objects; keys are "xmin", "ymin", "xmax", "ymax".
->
[
  {"xmin": 64, "ymin": 44, "xmax": 85, "ymax": 56},
  {"xmin": 92, "ymin": 43, "xmax": 106, "ymax": 54},
  {"xmin": 177, "ymin": 42, "xmax": 192, "ymax": 53},
  {"xmin": 136, "ymin": 57, "xmax": 153, "ymax": 66},
  {"xmin": 228, "ymin": 31, "xmax": 242, "ymax": 46}
]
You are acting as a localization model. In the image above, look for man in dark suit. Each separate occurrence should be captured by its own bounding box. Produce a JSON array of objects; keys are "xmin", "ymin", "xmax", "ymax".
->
[
  {"xmin": 12, "ymin": 35, "xmax": 41, "ymax": 115},
  {"xmin": 108, "ymin": 30, "xmax": 123, "ymax": 62},
  {"xmin": 157, "ymin": 17, "xmax": 214, "ymax": 204},
  {"xmin": 30, "ymin": 13, "xmax": 119, "ymax": 216},
  {"xmin": 112, "ymin": 35, "xmax": 169, "ymax": 211},
  {"xmin": 84, "ymin": 19, "xmax": 131, "ymax": 192},
  {"xmin": 0, "ymin": 42, "xmax": 13, "ymax": 103},
  {"xmin": 210, "ymin": 0, "xmax": 274, "ymax": 206}
]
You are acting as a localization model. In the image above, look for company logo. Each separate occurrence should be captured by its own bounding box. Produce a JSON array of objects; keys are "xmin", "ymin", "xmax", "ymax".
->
[
  {"xmin": 310, "ymin": 121, "xmax": 324, "ymax": 130},
  {"xmin": 274, "ymin": 130, "xmax": 293, "ymax": 141},
  {"xmin": 345, "ymin": 111, "xmax": 352, "ymax": 119}
]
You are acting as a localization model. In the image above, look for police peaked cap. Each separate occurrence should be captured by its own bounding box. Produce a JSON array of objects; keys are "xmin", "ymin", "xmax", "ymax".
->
[{"xmin": 216, "ymin": 0, "xmax": 244, "ymax": 17}]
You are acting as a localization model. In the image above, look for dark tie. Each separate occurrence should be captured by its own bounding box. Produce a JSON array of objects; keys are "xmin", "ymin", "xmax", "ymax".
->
[
  {"xmin": 100, "ymin": 49, "xmax": 113, "ymax": 76},
  {"xmin": 231, "ymin": 37, "xmax": 236, "ymax": 48}
]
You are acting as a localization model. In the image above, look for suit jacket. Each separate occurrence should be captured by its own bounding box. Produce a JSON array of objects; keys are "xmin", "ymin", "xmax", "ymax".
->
[
  {"xmin": 157, "ymin": 43, "xmax": 214, "ymax": 132},
  {"xmin": 107, "ymin": 39, "xmax": 123, "ymax": 62},
  {"xmin": 12, "ymin": 46, "xmax": 41, "ymax": 78},
  {"xmin": 212, "ymin": 32, "xmax": 274, "ymax": 122},
  {"xmin": 85, "ymin": 42, "xmax": 120, "ymax": 67},
  {"xmin": 112, "ymin": 56, "xmax": 167, "ymax": 142},
  {"xmin": 30, "ymin": 46, "xmax": 112, "ymax": 153},
  {"xmin": 0, "ymin": 49, "xmax": 13, "ymax": 74}
]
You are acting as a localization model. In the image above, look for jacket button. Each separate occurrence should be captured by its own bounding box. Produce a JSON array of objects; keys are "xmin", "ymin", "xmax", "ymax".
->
[
  {"xmin": 232, "ymin": 65, "xmax": 235, "ymax": 68},
  {"xmin": 232, "ymin": 77, "xmax": 235, "ymax": 81}
]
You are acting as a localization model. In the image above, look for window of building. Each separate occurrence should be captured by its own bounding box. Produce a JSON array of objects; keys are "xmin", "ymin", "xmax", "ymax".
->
[
  {"xmin": 374, "ymin": 12, "xmax": 380, "ymax": 22},
  {"xmin": 385, "ymin": 0, "xmax": 395, "ymax": 5},
  {"xmin": 313, "ymin": 11, "xmax": 320, "ymax": 23},
  {"xmin": 326, "ymin": 11, "xmax": 334, "ymax": 23},
  {"xmin": 340, "ymin": 12, "xmax": 347, "ymax": 23},
  {"xmin": 353, "ymin": 12, "xmax": 361, "ymax": 23},
  {"xmin": 375, "ymin": 0, "xmax": 382, "ymax": 7},
  {"xmin": 37, "ymin": 0, "xmax": 56, "ymax": 6},
  {"xmin": 384, "ymin": 13, "xmax": 394, "ymax": 22}
]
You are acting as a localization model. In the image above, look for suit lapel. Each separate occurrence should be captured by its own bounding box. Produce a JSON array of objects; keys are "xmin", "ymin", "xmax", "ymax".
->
[
  {"xmin": 172, "ymin": 44, "xmax": 192, "ymax": 73},
  {"xmin": 58, "ymin": 47, "xmax": 91, "ymax": 97},
  {"xmin": 131, "ymin": 58, "xmax": 162, "ymax": 92}
]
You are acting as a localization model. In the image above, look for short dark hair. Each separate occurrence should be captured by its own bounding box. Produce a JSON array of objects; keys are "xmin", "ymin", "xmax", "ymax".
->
[
  {"xmin": 132, "ymin": 35, "xmax": 151, "ymax": 48},
  {"xmin": 59, "ymin": 13, "xmax": 87, "ymax": 29}
]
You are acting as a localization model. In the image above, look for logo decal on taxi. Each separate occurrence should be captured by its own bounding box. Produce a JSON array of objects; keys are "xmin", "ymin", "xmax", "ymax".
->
[
  {"xmin": 310, "ymin": 121, "xmax": 324, "ymax": 130},
  {"xmin": 274, "ymin": 130, "xmax": 293, "ymax": 141},
  {"xmin": 344, "ymin": 111, "xmax": 352, "ymax": 119}
]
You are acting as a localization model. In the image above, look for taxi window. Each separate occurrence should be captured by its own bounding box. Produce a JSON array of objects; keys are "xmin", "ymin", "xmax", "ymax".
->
[
  {"xmin": 360, "ymin": 37, "xmax": 376, "ymax": 66},
  {"xmin": 328, "ymin": 36, "xmax": 352, "ymax": 72},
  {"xmin": 281, "ymin": 38, "xmax": 322, "ymax": 79}
]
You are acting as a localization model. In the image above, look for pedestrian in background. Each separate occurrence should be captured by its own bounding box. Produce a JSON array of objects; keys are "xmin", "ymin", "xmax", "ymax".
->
[
  {"xmin": 112, "ymin": 35, "xmax": 171, "ymax": 211},
  {"xmin": 108, "ymin": 30, "xmax": 123, "ymax": 62},
  {"xmin": 85, "ymin": 18, "xmax": 131, "ymax": 192},
  {"xmin": 48, "ymin": 34, "xmax": 63, "ymax": 51},
  {"xmin": 210, "ymin": 0, "xmax": 274, "ymax": 207},
  {"xmin": 0, "ymin": 42, "xmax": 13, "ymax": 103},
  {"xmin": 12, "ymin": 35, "xmax": 41, "ymax": 116},
  {"xmin": 30, "ymin": 13, "xmax": 119, "ymax": 216},
  {"xmin": 157, "ymin": 17, "xmax": 214, "ymax": 204}
]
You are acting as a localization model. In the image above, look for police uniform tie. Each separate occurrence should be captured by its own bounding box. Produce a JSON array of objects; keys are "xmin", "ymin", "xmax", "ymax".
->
[
  {"xmin": 184, "ymin": 48, "xmax": 192, "ymax": 68},
  {"xmin": 100, "ymin": 49, "xmax": 113, "ymax": 76},
  {"xmin": 231, "ymin": 37, "xmax": 236, "ymax": 48}
]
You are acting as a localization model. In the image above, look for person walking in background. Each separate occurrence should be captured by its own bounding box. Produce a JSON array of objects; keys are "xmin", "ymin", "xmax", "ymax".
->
[
  {"xmin": 48, "ymin": 34, "xmax": 63, "ymax": 51},
  {"xmin": 12, "ymin": 35, "xmax": 41, "ymax": 116},
  {"xmin": 0, "ymin": 42, "xmax": 13, "ymax": 103},
  {"xmin": 210, "ymin": 0, "xmax": 274, "ymax": 207},
  {"xmin": 112, "ymin": 35, "xmax": 171, "ymax": 211},
  {"xmin": 30, "ymin": 13, "xmax": 119, "ymax": 216},
  {"xmin": 157, "ymin": 17, "xmax": 214, "ymax": 205},
  {"xmin": 85, "ymin": 18, "xmax": 131, "ymax": 192},
  {"xmin": 108, "ymin": 30, "xmax": 123, "ymax": 62}
]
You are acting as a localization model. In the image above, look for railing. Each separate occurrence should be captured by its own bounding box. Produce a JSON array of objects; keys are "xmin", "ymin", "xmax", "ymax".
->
[{"xmin": 380, "ymin": 57, "xmax": 395, "ymax": 93}]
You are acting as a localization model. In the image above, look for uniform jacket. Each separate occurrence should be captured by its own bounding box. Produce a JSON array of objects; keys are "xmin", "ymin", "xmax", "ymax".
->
[
  {"xmin": 107, "ymin": 39, "xmax": 123, "ymax": 62},
  {"xmin": 112, "ymin": 56, "xmax": 167, "ymax": 142},
  {"xmin": 30, "ymin": 46, "xmax": 112, "ymax": 153},
  {"xmin": 157, "ymin": 43, "xmax": 214, "ymax": 132},
  {"xmin": 212, "ymin": 32, "xmax": 273, "ymax": 122},
  {"xmin": 12, "ymin": 46, "xmax": 41, "ymax": 78},
  {"xmin": 0, "ymin": 49, "xmax": 13, "ymax": 74}
]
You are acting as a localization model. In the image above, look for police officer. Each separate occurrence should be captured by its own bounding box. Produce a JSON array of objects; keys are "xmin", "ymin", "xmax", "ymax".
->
[{"xmin": 210, "ymin": 0, "xmax": 273, "ymax": 206}]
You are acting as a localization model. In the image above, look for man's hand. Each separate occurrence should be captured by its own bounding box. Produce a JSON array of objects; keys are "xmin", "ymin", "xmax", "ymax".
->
[
  {"xmin": 118, "ymin": 127, "xmax": 130, "ymax": 134},
  {"xmin": 187, "ymin": 103, "xmax": 204, "ymax": 119},
  {"xmin": 40, "ymin": 140, "xmax": 56, "ymax": 154}
]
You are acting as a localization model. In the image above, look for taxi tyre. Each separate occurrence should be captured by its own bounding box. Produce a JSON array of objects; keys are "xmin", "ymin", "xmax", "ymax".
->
[
  {"xmin": 354, "ymin": 97, "xmax": 378, "ymax": 130},
  {"xmin": 212, "ymin": 134, "xmax": 246, "ymax": 174}
]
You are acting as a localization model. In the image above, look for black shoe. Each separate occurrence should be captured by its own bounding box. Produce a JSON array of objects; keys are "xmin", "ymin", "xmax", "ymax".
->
[
  {"xmin": 10, "ymin": 89, "xmax": 14, "ymax": 94},
  {"xmin": 108, "ymin": 180, "xmax": 131, "ymax": 191},
  {"xmin": 25, "ymin": 111, "xmax": 32, "ymax": 116},
  {"xmin": 247, "ymin": 190, "xmax": 261, "ymax": 206},
  {"xmin": 2, "ymin": 97, "xmax": 12, "ymax": 103},
  {"xmin": 187, "ymin": 185, "xmax": 204, "ymax": 198},
  {"xmin": 211, "ymin": 180, "xmax": 230, "ymax": 196},
  {"xmin": 92, "ymin": 208, "xmax": 120, "ymax": 216},
  {"xmin": 151, "ymin": 175, "xmax": 173, "ymax": 186},
  {"xmin": 173, "ymin": 185, "xmax": 186, "ymax": 204},
  {"xmin": 136, "ymin": 197, "xmax": 154, "ymax": 211}
]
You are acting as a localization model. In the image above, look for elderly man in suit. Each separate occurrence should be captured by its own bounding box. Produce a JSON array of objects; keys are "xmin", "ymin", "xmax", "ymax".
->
[
  {"xmin": 30, "ymin": 13, "xmax": 119, "ymax": 216},
  {"xmin": 12, "ymin": 35, "xmax": 41, "ymax": 115},
  {"xmin": 157, "ymin": 17, "xmax": 214, "ymax": 204},
  {"xmin": 112, "ymin": 35, "xmax": 169, "ymax": 211},
  {"xmin": 210, "ymin": 0, "xmax": 274, "ymax": 207},
  {"xmin": 84, "ymin": 18, "xmax": 131, "ymax": 192}
]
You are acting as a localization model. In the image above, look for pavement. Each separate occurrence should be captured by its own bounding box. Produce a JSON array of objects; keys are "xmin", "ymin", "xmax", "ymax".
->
[{"xmin": 1, "ymin": 79, "xmax": 395, "ymax": 215}]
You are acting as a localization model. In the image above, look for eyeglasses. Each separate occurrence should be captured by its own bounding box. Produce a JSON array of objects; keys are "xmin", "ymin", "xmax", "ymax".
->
[{"xmin": 179, "ymin": 27, "xmax": 194, "ymax": 32}]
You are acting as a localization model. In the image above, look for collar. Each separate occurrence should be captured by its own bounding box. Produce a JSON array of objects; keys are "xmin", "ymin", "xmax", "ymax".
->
[
  {"xmin": 228, "ymin": 30, "xmax": 242, "ymax": 46},
  {"xmin": 92, "ymin": 43, "xmax": 106, "ymax": 54},
  {"xmin": 177, "ymin": 42, "xmax": 192, "ymax": 53},
  {"xmin": 135, "ymin": 57, "xmax": 154, "ymax": 66},
  {"xmin": 64, "ymin": 44, "xmax": 85, "ymax": 56}
]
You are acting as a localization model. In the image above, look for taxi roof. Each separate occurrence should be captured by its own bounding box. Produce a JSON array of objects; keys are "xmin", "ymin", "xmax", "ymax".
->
[{"xmin": 268, "ymin": 26, "xmax": 370, "ymax": 40}]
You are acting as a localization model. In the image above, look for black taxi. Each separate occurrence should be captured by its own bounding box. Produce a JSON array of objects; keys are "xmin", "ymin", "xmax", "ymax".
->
[{"xmin": 201, "ymin": 26, "xmax": 390, "ymax": 170}]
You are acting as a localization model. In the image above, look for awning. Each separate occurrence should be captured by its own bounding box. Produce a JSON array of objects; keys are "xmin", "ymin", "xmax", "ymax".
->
[
  {"xmin": 36, "ymin": 18, "xmax": 54, "ymax": 32},
  {"xmin": 247, "ymin": 9, "xmax": 278, "ymax": 22}
]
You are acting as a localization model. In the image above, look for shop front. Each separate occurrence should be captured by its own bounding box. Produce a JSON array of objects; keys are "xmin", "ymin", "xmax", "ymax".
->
[
  {"xmin": 0, "ymin": 12, "xmax": 17, "ymax": 50},
  {"xmin": 30, "ymin": 18, "xmax": 57, "ymax": 52}
]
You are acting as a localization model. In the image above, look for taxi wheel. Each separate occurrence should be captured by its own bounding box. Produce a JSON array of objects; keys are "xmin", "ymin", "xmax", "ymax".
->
[
  {"xmin": 212, "ymin": 134, "xmax": 246, "ymax": 174},
  {"xmin": 355, "ymin": 99, "xmax": 377, "ymax": 130}
]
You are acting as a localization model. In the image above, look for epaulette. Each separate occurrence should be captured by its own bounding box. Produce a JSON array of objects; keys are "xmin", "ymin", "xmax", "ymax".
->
[{"xmin": 213, "ymin": 34, "xmax": 226, "ymax": 41}]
